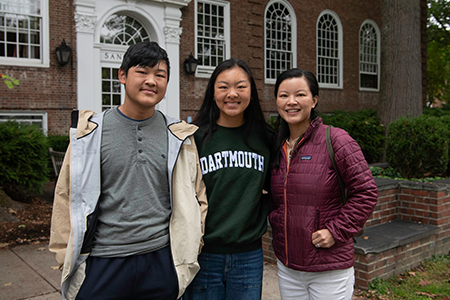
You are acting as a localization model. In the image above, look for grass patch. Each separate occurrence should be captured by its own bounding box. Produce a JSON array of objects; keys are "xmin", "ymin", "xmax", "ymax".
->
[{"xmin": 356, "ymin": 252, "xmax": 450, "ymax": 299}]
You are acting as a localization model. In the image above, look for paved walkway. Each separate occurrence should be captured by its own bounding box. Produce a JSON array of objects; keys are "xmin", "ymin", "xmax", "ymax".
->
[{"xmin": 0, "ymin": 242, "xmax": 281, "ymax": 300}]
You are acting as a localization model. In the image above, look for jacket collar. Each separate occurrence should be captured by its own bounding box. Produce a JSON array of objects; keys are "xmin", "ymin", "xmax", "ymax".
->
[
  {"xmin": 164, "ymin": 114, "xmax": 199, "ymax": 141},
  {"xmin": 75, "ymin": 109, "xmax": 198, "ymax": 141}
]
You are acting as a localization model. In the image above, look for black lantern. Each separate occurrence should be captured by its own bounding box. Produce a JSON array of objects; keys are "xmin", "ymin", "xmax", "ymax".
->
[
  {"xmin": 55, "ymin": 39, "xmax": 72, "ymax": 66},
  {"xmin": 184, "ymin": 53, "xmax": 199, "ymax": 74}
]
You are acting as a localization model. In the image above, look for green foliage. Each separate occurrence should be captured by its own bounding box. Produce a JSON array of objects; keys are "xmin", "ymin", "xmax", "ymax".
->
[
  {"xmin": 370, "ymin": 166, "xmax": 402, "ymax": 179},
  {"xmin": 386, "ymin": 115, "xmax": 449, "ymax": 179},
  {"xmin": 439, "ymin": 114, "xmax": 450, "ymax": 174},
  {"xmin": 427, "ymin": 0, "xmax": 450, "ymax": 105},
  {"xmin": 47, "ymin": 134, "xmax": 69, "ymax": 152},
  {"xmin": 0, "ymin": 73, "xmax": 20, "ymax": 89},
  {"xmin": 370, "ymin": 166, "xmax": 447, "ymax": 182},
  {"xmin": 423, "ymin": 102, "xmax": 450, "ymax": 117},
  {"xmin": 368, "ymin": 277, "xmax": 390, "ymax": 295},
  {"xmin": 319, "ymin": 109, "xmax": 385, "ymax": 163},
  {"xmin": 0, "ymin": 122, "xmax": 50, "ymax": 194}
]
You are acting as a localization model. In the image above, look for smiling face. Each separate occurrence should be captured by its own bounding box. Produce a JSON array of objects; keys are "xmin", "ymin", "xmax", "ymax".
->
[
  {"xmin": 276, "ymin": 76, "xmax": 318, "ymax": 138},
  {"xmin": 118, "ymin": 61, "xmax": 168, "ymax": 120},
  {"xmin": 214, "ymin": 67, "xmax": 252, "ymax": 127}
]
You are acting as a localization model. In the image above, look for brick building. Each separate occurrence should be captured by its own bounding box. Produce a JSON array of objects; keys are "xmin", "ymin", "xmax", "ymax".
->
[{"xmin": 0, "ymin": 0, "xmax": 425, "ymax": 134}]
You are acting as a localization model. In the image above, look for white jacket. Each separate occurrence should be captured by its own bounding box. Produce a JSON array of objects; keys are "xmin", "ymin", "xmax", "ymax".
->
[{"xmin": 49, "ymin": 110, "xmax": 207, "ymax": 299}]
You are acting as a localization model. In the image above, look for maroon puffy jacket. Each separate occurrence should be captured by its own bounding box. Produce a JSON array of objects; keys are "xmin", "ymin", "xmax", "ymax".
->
[{"xmin": 269, "ymin": 117, "xmax": 378, "ymax": 272}]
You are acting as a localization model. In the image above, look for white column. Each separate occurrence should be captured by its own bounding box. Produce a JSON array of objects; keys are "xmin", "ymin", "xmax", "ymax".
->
[
  {"xmin": 74, "ymin": 4, "xmax": 97, "ymax": 112},
  {"xmin": 160, "ymin": 6, "xmax": 183, "ymax": 119}
]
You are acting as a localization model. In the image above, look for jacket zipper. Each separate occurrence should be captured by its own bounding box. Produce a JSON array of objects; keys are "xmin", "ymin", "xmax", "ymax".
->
[{"xmin": 282, "ymin": 134, "xmax": 308, "ymax": 266}]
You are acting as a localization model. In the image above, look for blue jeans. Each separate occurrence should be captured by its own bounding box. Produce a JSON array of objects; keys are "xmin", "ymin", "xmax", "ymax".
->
[{"xmin": 184, "ymin": 248, "xmax": 263, "ymax": 300}]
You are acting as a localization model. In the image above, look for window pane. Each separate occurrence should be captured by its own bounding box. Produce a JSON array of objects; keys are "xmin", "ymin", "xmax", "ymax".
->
[
  {"xmin": 113, "ymin": 95, "xmax": 121, "ymax": 105},
  {"xmin": 102, "ymin": 81, "xmax": 110, "ymax": 93},
  {"xmin": 100, "ymin": 14, "xmax": 150, "ymax": 45},
  {"xmin": 196, "ymin": 1, "xmax": 226, "ymax": 68},
  {"xmin": 112, "ymin": 81, "xmax": 121, "ymax": 93},
  {"xmin": 102, "ymin": 94, "xmax": 111, "ymax": 106},
  {"xmin": 102, "ymin": 68, "xmax": 110, "ymax": 79},
  {"xmin": 0, "ymin": 1, "xmax": 42, "ymax": 60},
  {"xmin": 265, "ymin": 2, "xmax": 293, "ymax": 80}
]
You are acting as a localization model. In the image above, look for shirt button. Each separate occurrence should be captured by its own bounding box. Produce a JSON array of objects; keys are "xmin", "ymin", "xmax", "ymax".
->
[
  {"xmin": 138, "ymin": 150, "xmax": 143, "ymax": 154},
  {"xmin": 137, "ymin": 127, "xmax": 141, "ymax": 131},
  {"xmin": 138, "ymin": 138, "xmax": 143, "ymax": 142}
]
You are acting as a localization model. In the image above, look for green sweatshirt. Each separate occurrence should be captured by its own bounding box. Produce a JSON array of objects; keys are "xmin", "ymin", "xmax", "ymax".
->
[{"xmin": 194, "ymin": 124, "xmax": 271, "ymax": 253}]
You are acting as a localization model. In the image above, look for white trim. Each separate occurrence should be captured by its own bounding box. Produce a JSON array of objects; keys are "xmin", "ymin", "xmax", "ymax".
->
[
  {"xmin": 0, "ymin": 0, "xmax": 50, "ymax": 68},
  {"xmin": 316, "ymin": 9, "xmax": 343, "ymax": 89},
  {"xmin": 264, "ymin": 0, "xmax": 297, "ymax": 84},
  {"xmin": 359, "ymin": 19, "xmax": 380, "ymax": 92},
  {"xmin": 0, "ymin": 110, "xmax": 48, "ymax": 135},
  {"xmin": 194, "ymin": 0, "xmax": 230, "ymax": 78}
]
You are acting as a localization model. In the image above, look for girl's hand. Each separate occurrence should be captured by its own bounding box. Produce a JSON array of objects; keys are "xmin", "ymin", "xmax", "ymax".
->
[{"xmin": 311, "ymin": 229, "xmax": 335, "ymax": 248}]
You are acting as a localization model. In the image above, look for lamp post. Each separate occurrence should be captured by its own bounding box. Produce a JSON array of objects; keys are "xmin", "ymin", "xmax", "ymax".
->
[{"xmin": 55, "ymin": 40, "xmax": 72, "ymax": 66}]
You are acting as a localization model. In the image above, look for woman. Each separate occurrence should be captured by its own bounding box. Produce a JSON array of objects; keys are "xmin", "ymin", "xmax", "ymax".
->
[
  {"xmin": 184, "ymin": 58, "xmax": 274, "ymax": 300},
  {"xmin": 269, "ymin": 68, "xmax": 377, "ymax": 299}
]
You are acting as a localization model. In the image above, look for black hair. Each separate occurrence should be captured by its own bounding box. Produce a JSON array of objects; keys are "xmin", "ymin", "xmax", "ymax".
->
[
  {"xmin": 193, "ymin": 58, "xmax": 273, "ymax": 150},
  {"xmin": 272, "ymin": 68, "xmax": 320, "ymax": 169},
  {"xmin": 120, "ymin": 41, "xmax": 170, "ymax": 81}
]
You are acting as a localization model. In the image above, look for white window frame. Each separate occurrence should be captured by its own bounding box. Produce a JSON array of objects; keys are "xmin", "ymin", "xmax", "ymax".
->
[
  {"xmin": 0, "ymin": 110, "xmax": 48, "ymax": 135},
  {"xmin": 316, "ymin": 9, "xmax": 343, "ymax": 89},
  {"xmin": 359, "ymin": 19, "xmax": 380, "ymax": 92},
  {"xmin": 0, "ymin": 0, "xmax": 49, "ymax": 68},
  {"xmin": 264, "ymin": 0, "xmax": 297, "ymax": 84},
  {"xmin": 194, "ymin": 0, "xmax": 230, "ymax": 78}
]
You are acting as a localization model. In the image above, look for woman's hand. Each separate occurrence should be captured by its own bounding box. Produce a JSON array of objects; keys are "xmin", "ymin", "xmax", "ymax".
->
[{"xmin": 311, "ymin": 229, "xmax": 335, "ymax": 248}]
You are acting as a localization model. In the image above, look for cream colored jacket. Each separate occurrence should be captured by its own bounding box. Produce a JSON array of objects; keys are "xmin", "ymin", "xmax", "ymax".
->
[{"xmin": 49, "ymin": 110, "xmax": 207, "ymax": 299}]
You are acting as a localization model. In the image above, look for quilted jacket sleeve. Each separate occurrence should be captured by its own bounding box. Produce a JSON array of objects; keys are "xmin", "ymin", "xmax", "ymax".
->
[{"xmin": 325, "ymin": 128, "xmax": 378, "ymax": 243}]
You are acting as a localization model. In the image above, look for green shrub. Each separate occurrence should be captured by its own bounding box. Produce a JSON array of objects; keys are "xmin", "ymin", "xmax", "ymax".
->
[
  {"xmin": 0, "ymin": 121, "xmax": 50, "ymax": 194},
  {"xmin": 319, "ymin": 109, "xmax": 385, "ymax": 163},
  {"xmin": 423, "ymin": 103, "xmax": 450, "ymax": 117},
  {"xmin": 386, "ymin": 115, "xmax": 449, "ymax": 179},
  {"xmin": 47, "ymin": 134, "xmax": 69, "ymax": 152},
  {"xmin": 440, "ymin": 115, "xmax": 450, "ymax": 174}
]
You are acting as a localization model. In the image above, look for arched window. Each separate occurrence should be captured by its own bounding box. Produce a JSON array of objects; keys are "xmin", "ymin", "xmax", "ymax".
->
[
  {"xmin": 316, "ymin": 10, "xmax": 343, "ymax": 89},
  {"xmin": 100, "ymin": 14, "xmax": 150, "ymax": 45},
  {"xmin": 264, "ymin": 0, "xmax": 296, "ymax": 84},
  {"xmin": 359, "ymin": 20, "xmax": 380, "ymax": 91}
]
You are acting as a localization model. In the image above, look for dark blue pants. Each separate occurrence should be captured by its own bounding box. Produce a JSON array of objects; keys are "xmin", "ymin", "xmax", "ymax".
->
[{"xmin": 76, "ymin": 245, "xmax": 178, "ymax": 300}]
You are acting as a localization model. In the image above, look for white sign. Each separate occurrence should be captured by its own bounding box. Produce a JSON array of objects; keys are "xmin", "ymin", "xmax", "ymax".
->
[{"xmin": 101, "ymin": 51, "xmax": 124, "ymax": 62}]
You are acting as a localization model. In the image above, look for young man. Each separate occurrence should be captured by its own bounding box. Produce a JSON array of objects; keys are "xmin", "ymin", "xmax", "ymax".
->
[{"xmin": 49, "ymin": 41, "xmax": 207, "ymax": 300}]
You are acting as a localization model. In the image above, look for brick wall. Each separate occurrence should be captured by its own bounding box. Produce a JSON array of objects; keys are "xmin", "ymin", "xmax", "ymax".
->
[
  {"xmin": 0, "ymin": 0, "xmax": 76, "ymax": 135},
  {"xmin": 179, "ymin": 0, "xmax": 383, "ymax": 122},
  {"xmin": 354, "ymin": 234, "xmax": 438, "ymax": 288}
]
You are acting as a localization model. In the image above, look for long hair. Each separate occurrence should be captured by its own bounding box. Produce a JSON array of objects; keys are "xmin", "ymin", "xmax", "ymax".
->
[
  {"xmin": 272, "ymin": 68, "xmax": 320, "ymax": 169},
  {"xmin": 194, "ymin": 58, "xmax": 272, "ymax": 149}
]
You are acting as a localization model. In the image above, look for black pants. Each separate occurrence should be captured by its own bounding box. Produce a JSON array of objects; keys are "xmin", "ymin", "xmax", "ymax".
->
[{"xmin": 76, "ymin": 245, "xmax": 179, "ymax": 300}]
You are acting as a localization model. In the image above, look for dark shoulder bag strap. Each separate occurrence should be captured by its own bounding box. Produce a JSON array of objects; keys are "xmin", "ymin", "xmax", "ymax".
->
[{"xmin": 326, "ymin": 126, "xmax": 348, "ymax": 205}]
